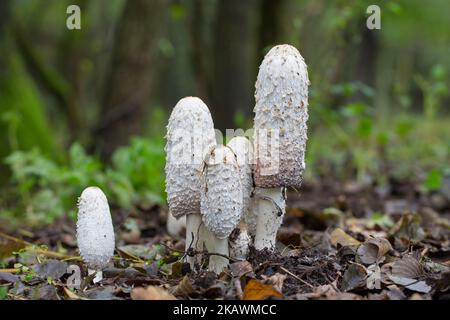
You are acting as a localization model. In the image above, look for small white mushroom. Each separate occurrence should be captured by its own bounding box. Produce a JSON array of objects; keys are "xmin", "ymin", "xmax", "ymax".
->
[
  {"xmin": 76, "ymin": 186, "xmax": 115, "ymax": 283},
  {"xmin": 165, "ymin": 97, "xmax": 216, "ymax": 269},
  {"xmin": 227, "ymin": 136, "xmax": 256, "ymax": 236},
  {"xmin": 201, "ymin": 145, "xmax": 243, "ymax": 274},
  {"xmin": 229, "ymin": 222, "xmax": 251, "ymax": 261},
  {"xmin": 253, "ymin": 44, "xmax": 309, "ymax": 251}
]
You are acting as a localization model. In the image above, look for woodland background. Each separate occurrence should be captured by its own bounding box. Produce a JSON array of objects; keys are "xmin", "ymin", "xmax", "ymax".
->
[
  {"xmin": 1, "ymin": 0, "xmax": 449, "ymax": 225},
  {"xmin": 0, "ymin": 0, "xmax": 450, "ymax": 301}
]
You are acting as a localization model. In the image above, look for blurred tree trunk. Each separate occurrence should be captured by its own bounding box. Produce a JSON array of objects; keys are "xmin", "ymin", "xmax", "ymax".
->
[
  {"xmin": 0, "ymin": 0, "xmax": 11, "ymax": 183},
  {"xmin": 58, "ymin": 0, "xmax": 89, "ymax": 143},
  {"xmin": 190, "ymin": 0, "xmax": 211, "ymax": 102},
  {"xmin": 355, "ymin": 23, "xmax": 378, "ymax": 88},
  {"xmin": 212, "ymin": 0, "xmax": 261, "ymax": 132},
  {"xmin": 0, "ymin": 0, "xmax": 10, "ymax": 73},
  {"xmin": 259, "ymin": 0, "xmax": 301, "ymax": 54},
  {"xmin": 96, "ymin": 0, "xmax": 167, "ymax": 159}
]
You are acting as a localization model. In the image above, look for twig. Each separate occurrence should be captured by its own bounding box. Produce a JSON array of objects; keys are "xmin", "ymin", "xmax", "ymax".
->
[
  {"xmin": 7, "ymin": 293, "xmax": 27, "ymax": 300},
  {"xmin": 0, "ymin": 231, "xmax": 81, "ymax": 261},
  {"xmin": 161, "ymin": 243, "xmax": 238, "ymax": 263},
  {"xmin": 35, "ymin": 250, "xmax": 81, "ymax": 261},
  {"xmin": 279, "ymin": 266, "xmax": 314, "ymax": 289},
  {"xmin": 0, "ymin": 231, "xmax": 31, "ymax": 245},
  {"xmin": 0, "ymin": 268, "xmax": 20, "ymax": 274}
]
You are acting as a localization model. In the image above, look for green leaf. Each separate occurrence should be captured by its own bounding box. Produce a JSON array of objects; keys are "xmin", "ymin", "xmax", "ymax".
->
[
  {"xmin": 0, "ymin": 286, "xmax": 8, "ymax": 300},
  {"xmin": 424, "ymin": 169, "xmax": 443, "ymax": 191}
]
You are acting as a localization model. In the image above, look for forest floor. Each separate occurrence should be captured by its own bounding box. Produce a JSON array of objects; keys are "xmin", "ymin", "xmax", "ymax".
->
[{"xmin": 1, "ymin": 177, "xmax": 450, "ymax": 300}]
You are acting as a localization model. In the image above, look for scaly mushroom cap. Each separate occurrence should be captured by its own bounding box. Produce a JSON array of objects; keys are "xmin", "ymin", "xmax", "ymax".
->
[
  {"xmin": 227, "ymin": 136, "xmax": 257, "ymax": 235},
  {"xmin": 76, "ymin": 187, "xmax": 115, "ymax": 270},
  {"xmin": 201, "ymin": 145, "xmax": 243, "ymax": 239},
  {"xmin": 165, "ymin": 97, "xmax": 216, "ymax": 219},
  {"xmin": 253, "ymin": 44, "xmax": 309, "ymax": 188}
]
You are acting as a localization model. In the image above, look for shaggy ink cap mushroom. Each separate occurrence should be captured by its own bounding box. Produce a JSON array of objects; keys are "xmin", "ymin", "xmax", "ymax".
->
[
  {"xmin": 165, "ymin": 96, "xmax": 216, "ymax": 218},
  {"xmin": 252, "ymin": 44, "xmax": 309, "ymax": 251},
  {"xmin": 201, "ymin": 145, "xmax": 243, "ymax": 273},
  {"xmin": 165, "ymin": 96, "xmax": 216, "ymax": 268},
  {"xmin": 77, "ymin": 186, "xmax": 115, "ymax": 281},
  {"xmin": 253, "ymin": 44, "xmax": 309, "ymax": 188}
]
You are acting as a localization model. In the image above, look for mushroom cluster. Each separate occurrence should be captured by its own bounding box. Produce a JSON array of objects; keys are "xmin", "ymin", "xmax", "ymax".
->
[
  {"xmin": 73, "ymin": 44, "xmax": 307, "ymax": 279},
  {"xmin": 163, "ymin": 44, "xmax": 309, "ymax": 274}
]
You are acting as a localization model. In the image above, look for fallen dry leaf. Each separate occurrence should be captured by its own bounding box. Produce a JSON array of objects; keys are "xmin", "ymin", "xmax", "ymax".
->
[
  {"xmin": 389, "ymin": 213, "xmax": 425, "ymax": 245},
  {"xmin": 171, "ymin": 275, "xmax": 194, "ymax": 297},
  {"xmin": 340, "ymin": 264, "xmax": 367, "ymax": 292},
  {"xmin": 33, "ymin": 259, "xmax": 68, "ymax": 280},
  {"xmin": 388, "ymin": 276, "xmax": 431, "ymax": 294},
  {"xmin": 261, "ymin": 273, "xmax": 287, "ymax": 292},
  {"xmin": 386, "ymin": 285, "xmax": 407, "ymax": 300},
  {"xmin": 243, "ymin": 279, "xmax": 283, "ymax": 300},
  {"xmin": 391, "ymin": 255, "xmax": 423, "ymax": 279},
  {"xmin": 131, "ymin": 286, "xmax": 176, "ymax": 300},
  {"xmin": 330, "ymin": 228, "xmax": 361, "ymax": 247},
  {"xmin": 357, "ymin": 237, "xmax": 392, "ymax": 265},
  {"xmin": 366, "ymin": 264, "xmax": 382, "ymax": 290},
  {"xmin": 230, "ymin": 261, "xmax": 254, "ymax": 278},
  {"xmin": 62, "ymin": 287, "xmax": 86, "ymax": 300}
]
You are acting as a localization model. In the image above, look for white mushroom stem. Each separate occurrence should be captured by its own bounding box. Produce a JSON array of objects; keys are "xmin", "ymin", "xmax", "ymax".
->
[
  {"xmin": 229, "ymin": 223, "xmax": 251, "ymax": 261},
  {"xmin": 167, "ymin": 214, "xmax": 186, "ymax": 238},
  {"xmin": 88, "ymin": 269, "xmax": 103, "ymax": 284},
  {"xmin": 203, "ymin": 228, "xmax": 229, "ymax": 274},
  {"xmin": 254, "ymin": 187, "xmax": 286, "ymax": 251},
  {"xmin": 185, "ymin": 212, "xmax": 204, "ymax": 267}
]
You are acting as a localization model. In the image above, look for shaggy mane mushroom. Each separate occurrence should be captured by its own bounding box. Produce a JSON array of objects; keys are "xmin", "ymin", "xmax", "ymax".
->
[
  {"xmin": 253, "ymin": 44, "xmax": 309, "ymax": 251},
  {"xmin": 165, "ymin": 96, "xmax": 216, "ymax": 269}
]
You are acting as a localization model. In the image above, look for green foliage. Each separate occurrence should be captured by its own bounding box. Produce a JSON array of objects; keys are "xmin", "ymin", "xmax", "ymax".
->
[
  {"xmin": 108, "ymin": 136, "xmax": 166, "ymax": 208},
  {"xmin": 369, "ymin": 212, "xmax": 394, "ymax": 229},
  {"xmin": 415, "ymin": 64, "xmax": 449, "ymax": 121},
  {"xmin": 0, "ymin": 286, "xmax": 7, "ymax": 300},
  {"xmin": 2, "ymin": 137, "xmax": 166, "ymax": 226},
  {"xmin": 307, "ymin": 78, "xmax": 450, "ymax": 183},
  {"xmin": 0, "ymin": 50, "xmax": 60, "ymax": 182},
  {"xmin": 423, "ymin": 169, "xmax": 443, "ymax": 192}
]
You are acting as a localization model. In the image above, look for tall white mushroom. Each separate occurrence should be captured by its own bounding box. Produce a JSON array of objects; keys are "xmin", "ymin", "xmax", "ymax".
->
[
  {"xmin": 165, "ymin": 97, "xmax": 216, "ymax": 269},
  {"xmin": 227, "ymin": 136, "xmax": 254, "ymax": 260},
  {"xmin": 77, "ymin": 186, "xmax": 115, "ymax": 283},
  {"xmin": 253, "ymin": 44, "xmax": 309, "ymax": 251},
  {"xmin": 201, "ymin": 145, "xmax": 243, "ymax": 273}
]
